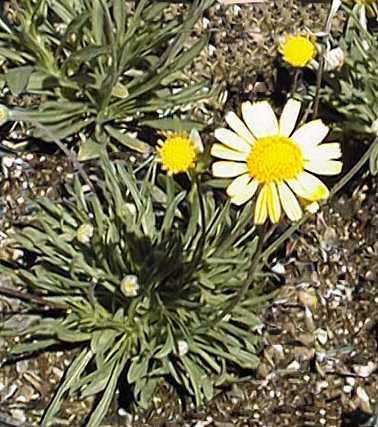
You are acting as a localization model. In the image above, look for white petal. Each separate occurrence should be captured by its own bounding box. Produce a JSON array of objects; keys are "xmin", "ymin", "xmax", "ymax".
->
[
  {"xmin": 305, "ymin": 159, "xmax": 342, "ymax": 175},
  {"xmin": 278, "ymin": 182, "xmax": 302, "ymax": 221},
  {"xmin": 279, "ymin": 99, "xmax": 301, "ymax": 137},
  {"xmin": 287, "ymin": 171, "xmax": 329, "ymax": 201},
  {"xmin": 242, "ymin": 101, "xmax": 279, "ymax": 138},
  {"xmin": 227, "ymin": 176, "xmax": 258, "ymax": 206},
  {"xmin": 267, "ymin": 182, "xmax": 281, "ymax": 223},
  {"xmin": 226, "ymin": 173, "xmax": 251, "ymax": 197},
  {"xmin": 312, "ymin": 143, "xmax": 342, "ymax": 160},
  {"xmin": 212, "ymin": 161, "xmax": 248, "ymax": 178},
  {"xmin": 254, "ymin": 184, "xmax": 269, "ymax": 224},
  {"xmin": 225, "ymin": 111, "xmax": 255, "ymax": 143},
  {"xmin": 211, "ymin": 143, "xmax": 249, "ymax": 161},
  {"xmin": 214, "ymin": 128, "xmax": 251, "ymax": 153},
  {"xmin": 291, "ymin": 119, "xmax": 329, "ymax": 157}
]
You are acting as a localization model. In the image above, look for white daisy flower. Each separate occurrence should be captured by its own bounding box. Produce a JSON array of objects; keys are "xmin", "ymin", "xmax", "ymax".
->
[{"xmin": 211, "ymin": 99, "xmax": 342, "ymax": 224}]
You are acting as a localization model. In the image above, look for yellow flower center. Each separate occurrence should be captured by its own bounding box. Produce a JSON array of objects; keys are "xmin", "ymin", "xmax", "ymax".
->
[
  {"xmin": 281, "ymin": 35, "xmax": 316, "ymax": 68},
  {"xmin": 158, "ymin": 134, "xmax": 196, "ymax": 175},
  {"xmin": 247, "ymin": 136, "xmax": 304, "ymax": 183}
]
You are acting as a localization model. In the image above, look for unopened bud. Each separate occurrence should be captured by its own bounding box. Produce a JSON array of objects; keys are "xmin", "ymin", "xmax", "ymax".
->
[
  {"xmin": 176, "ymin": 340, "xmax": 189, "ymax": 356},
  {"xmin": 0, "ymin": 104, "xmax": 10, "ymax": 126},
  {"xmin": 372, "ymin": 118, "xmax": 378, "ymax": 136},
  {"xmin": 120, "ymin": 274, "xmax": 140, "ymax": 298},
  {"xmin": 76, "ymin": 223, "xmax": 94, "ymax": 244}
]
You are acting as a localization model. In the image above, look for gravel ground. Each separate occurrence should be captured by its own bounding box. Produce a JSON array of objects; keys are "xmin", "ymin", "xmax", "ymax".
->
[{"xmin": 1, "ymin": 164, "xmax": 377, "ymax": 427}]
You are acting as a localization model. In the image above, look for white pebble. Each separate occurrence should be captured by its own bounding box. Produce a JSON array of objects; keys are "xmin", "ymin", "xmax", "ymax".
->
[
  {"xmin": 10, "ymin": 409, "xmax": 26, "ymax": 424},
  {"xmin": 356, "ymin": 386, "xmax": 369, "ymax": 402},
  {"xmin": 2, "ymin": 156, "xmax": 15, "ymax": 168},
  {"xmin": 271, "ymin": 262, "xmax": 285, "ymax": 274}
]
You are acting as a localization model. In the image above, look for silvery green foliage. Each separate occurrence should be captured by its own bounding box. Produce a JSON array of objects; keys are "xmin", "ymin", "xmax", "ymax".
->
[
  {"xmin": 0, "ymin": 0, "xmax": 212, "ymax": 156},
  {"xmin": 317, "ymin": 7, "xmax": 378, "ymax": 174},
  {"xmin": 0, "ymin": 156, "xmax": 264, "ymax": 427}
]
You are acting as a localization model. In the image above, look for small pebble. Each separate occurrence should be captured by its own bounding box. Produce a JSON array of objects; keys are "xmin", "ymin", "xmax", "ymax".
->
[
  {"xmin": 10, "ymin": 409, "xmax": 26, "ymax": 424},
  {"xmin": 315, "ymin": 328, "xmax": 328, "ymax": 345}
]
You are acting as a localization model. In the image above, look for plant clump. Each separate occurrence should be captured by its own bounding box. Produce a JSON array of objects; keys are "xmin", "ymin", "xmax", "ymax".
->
[
  {"xmin": 0, "ymin": 155, "xmax": 264, "ymax": 426},
  {"xmin": 0, "ymin": 0, "xmax": 213, "ymax": 157}
]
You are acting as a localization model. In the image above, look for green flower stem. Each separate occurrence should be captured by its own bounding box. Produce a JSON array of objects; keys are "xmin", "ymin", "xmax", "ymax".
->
[
  {"xmin": 189, "ymin": 173, "xmax": 206, "ymax": 266},
  {"xmin": 312, "ymin": 0, "xmax": 339, "ymax": 119},
  {"xmin": 312, "ymin": 43, "xmax": 326, "ymax": 119},
  {"xmin": 290, "ymin": 68, "xmax": 301, "ymax": 97},
  {"xmin": 261, "ymin": 141, "xmax": 376, "ymax": 264}
]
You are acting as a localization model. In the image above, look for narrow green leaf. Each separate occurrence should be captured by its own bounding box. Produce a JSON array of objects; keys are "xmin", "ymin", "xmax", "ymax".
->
[
  {"xmin": 79, "ymin": 363, "xmax": 114, "ymax": 397},
  {"xmin": 180, "ymin": 355, "xmax": 203, "ymax": 405},
  {"xmin": 25, "ymin": 71, "xmax": 61, "ymax": 93},
  {"xmin": 113, "ymin": 0, "xmax": 126, "ymax": 42},
  {"xmin": 89, "ymin": 194, "xmax": 106, "ymax": 237},
  {"xmin": 169, "ymin": 35, "xmax": 209, "ymax": 72},
  {"xmin": 142, "ymin": 2, "xmax": 168, "ymax": 21},
  {"xmin": 86, "ymin": 356, "xmax": 127, "ymax": 427},
  {"xmin": 57, "ymin": 329, "xmax": 91, "ymax": 343},
  {"xmin": 369, "ymin": 141, "xmax": 378, "ymax": 175},
  {"xmin": 90, "ymin": 329, "xmax": 118, "ymax": 361},
  {"xmin": 161, "ymin": 191, "xmax": 186, "ymax": 235},
  {"xmin": 190, "ymin": 344, "xmax": 221, "ymax": 374},
  {"xmin": 141, "ymin": 117, "xmax": 204, "ymax": 132},
  {"xmin": 154, "ymin": 335, "xmax": 174, "ymax": 359},
  {"xmin": 42, "ymin": 348, "xmax": 93, "ymax": 425},
  {"xmin": 6, "ymin": 66, "xmax": 34, "ymax": 95},
  {"xmin": 137, "ymin": 377, "xmax": 159, "ymax": 409},
  {"xmin": 91, "ymin": 0, "xmax": 104, "ymax": 46},
  {"xmin": 63, "ymin": 46, "xmax": 109, "ymax": 66},
  {"xmin": 105, "ymin": 125, "xmax": 151, "ymax": 153},
  {"xmin": 0, "ymin": 47, "xmax": 28, "ymax": 62},
  {"xmin": 162, "ymin": 82, "xmax": 206, "ymax": 102},
  {"xmin": 10, "ymin": 339, "xmax": 57, "ymax": 355},
  {"xmin": 78, "ymin": 139, "xmax": 106, "ymax": 161},
  {"xmin": 32, "ymin": 118, "xmax": 95, "ymax": 141},
  {"xmin": 127, "ymin": 355, "xmax": 149, "ymax": 384}
]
